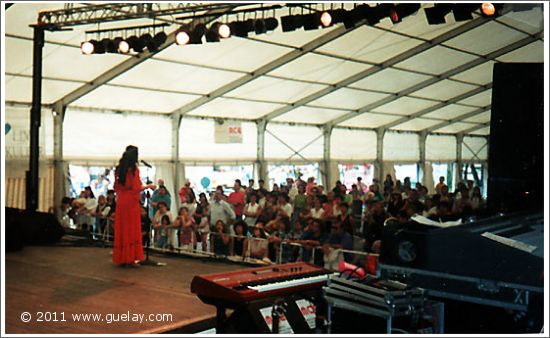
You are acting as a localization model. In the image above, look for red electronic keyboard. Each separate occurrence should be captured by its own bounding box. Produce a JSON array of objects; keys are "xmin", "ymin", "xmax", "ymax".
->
[{"xmin": 191, "ymin": 262, "xmax": 332, "ymax": 305}]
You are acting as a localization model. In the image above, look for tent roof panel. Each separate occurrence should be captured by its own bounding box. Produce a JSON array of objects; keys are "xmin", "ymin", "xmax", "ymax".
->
[
  {"xmin": 5, "ymin": 76, "xmax": 83, "ymax": 104},
  {"xmin": 316, "ymin": 25, "xmax": 424, "ymax": 63},
  {"xmin": 308, "ymin": 88, "xmax": 389, "ymax": 110},
  {"xmin": 349, "ymin": 68, "xmax": 433, "ymax": 94},
  {"xmin": 470, "ymin": 126, "xmax": 490, "ymax": 135},
  {"xmin": 391, "ymin": 117, "xmax": 442, "ymax": 131},
  {"xmin": 187, "ymin": 97, "xmax": 284, "ymax": 119},
  {"xmin": 443, "ymin": 21, "xmax": 527, "ymax": 56},
  {"xmin": 268, "ymin": 53, "xmax": 372, "ymax": 84},
  {"xmin": 272, "ymin": 106, "xmax": 349, "ymax": 125},
  {"xmin": 422, "ymin": 104, "xmax": 480, "ymax": 120},
  {"xmin": 410, "ymin": 79, "xmax": 479, "ymax": 101},
  {"xmin": 338, "ymin": 113, "xmax": 401, "ymax": 129},
  {"xmin": 72, "ymin": 85, "xmax": 200, "ymax": 113},
  {"xmin": 388, "ymin": 5, "xmax": 472, "ymax": 40},
  {"xmin": 496, "ymin": 40, "xmax": 544, "ymax": 63},
  {"xmin": 154, "ymin": 36, "xmax": 293, "ymax": 72},
  {"xmin": 463, "ymin": 111, "xmax": 491, "ymax": 124},
  {"xmin": 449, "ymin": 60, "xmax": 495, "ymax": 85},
  {"xmin": 495, "ymin": 5, "xmax": 544, "ymax": 35},
  {"xmin": 434, "ymin": 121, "xmax": 479, "ymax": 133},
  {"xmin": 109, "ymin": 59, "xmax": 243, "ymax": 95},
  {"xmin": 457, "ymin": 89, "xmax": 492, "ymax": 107},
  {"xmin": 253, "ymin": 23, "xmax": 341, "ymax": 48},
  {"xmin": 372, "ymin": 97, "xmax": 440, "ymax": 116},
  {"xmin": 225, "ymin": 77, "xmax": 327, "ymax": 104},
  {"xmin": 394, "ymin": 45, "xmax": 478, "ymax": 75}
]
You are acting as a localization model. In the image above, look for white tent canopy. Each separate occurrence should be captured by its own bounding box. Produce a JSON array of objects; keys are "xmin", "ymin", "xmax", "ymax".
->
[{"xmin": 3, "ymin": 2, "xmax": 544, "ymax": 210}]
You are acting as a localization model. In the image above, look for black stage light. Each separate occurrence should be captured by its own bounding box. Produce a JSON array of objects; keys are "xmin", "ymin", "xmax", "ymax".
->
[
  {"xmin": 264, "ymin": 17, "xmax": 279, "ymax": 31},
  {"xmin": 393, "ymin": 3, "xmax": 421, "ymax": 23},
  {"xmin": 190, "ymin": 24, "xmax": 206, "ymax": 44},
  {"xmin": 127, "ymin": 35, "xmax": 144, "ymax": 52},
  {"xmin": 229, "ymin": 21, "xmax": 249, "ymax": 37},
  {"xmin": 302, "ymin": 12, "xmax": 320, "ymax": 30},
  {"xmin": 96, "ymin": 38, "xmax": 109, "ymax": 54},
  {"xmin": 104, "ymin": 38, "xmax": 118, "ymax": 53},
  {"xmin": 424, "ymin": 4, "xmax": 452, "ymax": 25},
  {"xmin": 152, "ymin": 31, "xmax": 167, "ymax": 46},
  {"xmin": 452, "ymin": 4, "xmax": 478, "ymax": 21},
  {"xmin": 255, "ymin": 18, "xmax": 266, "ymax": 34},
  {"xmin": 328, "ymin": 8, "xmax": 347, "ymax": 24},
  {"xmin": 281, "ymin": 15, "xmax": 303, "ymax": 32}
]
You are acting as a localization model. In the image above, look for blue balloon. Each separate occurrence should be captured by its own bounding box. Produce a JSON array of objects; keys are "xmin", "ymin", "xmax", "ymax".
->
[
  {"xmin": 200, "ymin": 177, "xmax": 211, "ymax": 189},
  {"xmin": 5, "ymin": 123, "xmax": 11, "ymax": 135}
]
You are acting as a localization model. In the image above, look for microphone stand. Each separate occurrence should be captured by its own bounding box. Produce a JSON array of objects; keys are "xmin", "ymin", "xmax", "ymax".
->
[{"xmin": 140, "ymin": 164, "xmax": 166, "ymax": 267}]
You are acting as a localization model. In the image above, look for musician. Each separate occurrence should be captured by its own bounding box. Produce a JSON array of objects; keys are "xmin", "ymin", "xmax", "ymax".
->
[{"xmin": 112, "ymin": 145, "xmax": 156, "ymax": 266}]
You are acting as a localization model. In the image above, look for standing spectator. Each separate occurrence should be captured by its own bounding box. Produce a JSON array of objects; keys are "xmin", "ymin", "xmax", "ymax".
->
[
  {"xmin": 356, "ymin": 177, "xmax": 368, "ymax": 194},
  {"xmin": 174, "ymin": 207, "xmax": 195, "ymax": 251},
  {"xmin": 243, "ymin": 193, "xmax": 262, "ymax": 229},
  {"xmin": 194, "ymin": 193, "xmax": 210, "ymax": 251},
  {"xmin": 181, "ymin": 193, "xmax": 196, "ymax": 218},
  {"xmin": 435, "ymin": 176, "xmax": 447, "ymax": 195},
  {"xmin": 178, "ymin": 180, "xmax": 195, "ymax": 204},
  {"xmin": 228, "ymin": 179, "xmax": 246, "ymax": 221},
  {"xmin": 152, "ymin": 201, "xmax": 174, "ymax": 248},
  {"xmin": 258, "ymin": 179, "xmax": 269, "ymax": 196},
  {"xmin": 287, "ymin": 177, "xmax": 298, "ymax": 202},
  {"xmin": 470, "ymin": 187, "xmax": 486, "ymax": 211},
  {"xmin": 209, "ymin": 190, "xmax": 236, "ymax": 233},
  {"xmin": 383, "ymin": 174, "xmax": 394, "ymax": 197},
  {"xmin": 150, "ymin": 185, "xmax": 171, "ymax": 219},
  {"xmin": 92, "ymin": 195, "xmax": 111, "ymax": 239}
]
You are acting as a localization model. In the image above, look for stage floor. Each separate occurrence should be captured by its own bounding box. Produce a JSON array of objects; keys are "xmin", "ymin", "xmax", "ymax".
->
[{"xmin": 4, "ymin": 243, "xmax": 244, "ymax": 334}]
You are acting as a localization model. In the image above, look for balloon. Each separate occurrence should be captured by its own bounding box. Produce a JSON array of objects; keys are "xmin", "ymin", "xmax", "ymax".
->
[
  {"xmin": 5, "ymin": 123, "xmax": 11, "ymax": 135},
  {"xmin": 200, "ymin": 177, "xmax": 211, "ymax": 189}
]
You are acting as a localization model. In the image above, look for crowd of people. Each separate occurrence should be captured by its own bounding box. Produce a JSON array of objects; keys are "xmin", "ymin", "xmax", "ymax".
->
[{"xmin": 57, "ymin": 173, "xmax": 487, "ymax": 270}]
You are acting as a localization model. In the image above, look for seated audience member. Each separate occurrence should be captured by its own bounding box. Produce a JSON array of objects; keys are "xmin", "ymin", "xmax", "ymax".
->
[
  {"xmin": 363, "ymin": 201, "xmax": 386, "ymax": 253},
  {"xmin": 211, "ymin": 220, "xmax": 231, "ymax": 256},
  {"xmin": 243, "ymin": 193, "xmax": 262, "ymax": 228},
  {"xmin": 92, "ymin": 195, "xmax": 111, "ymax": 238},
  {"xmin": 322, "ymin": 221, "xmax": 353, "ymax": 270},
  {"xmin": 297, "ymin": 219, "xmax": 326, "ymax": 267},
  {"xmin": 232, "ymin": 221, "xmax": 248, "ymax": 257},
  {"xmin": 337, "ymin": 203, "xmax": 354, "ymax": 235},
  {"xmin": 244, "ymin": 222, "xmax": 269, "ymax": 261},
  {"xmin": 155, "ymin": 214, "xmax": 172, "ymax": 249},
  {"xmin": 470, "ymin": 187, "xmax": 486, "ymax": 211},
  {"xmin": 57, "ymin": 197, "xmax": 73, "ymax": 228}
]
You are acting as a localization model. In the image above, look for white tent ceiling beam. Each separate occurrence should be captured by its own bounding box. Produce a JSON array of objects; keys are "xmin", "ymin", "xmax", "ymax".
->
[
  {"xmin": 422, "ymin": 106, "xmax": 490, "ymax": 133},
  {"xmin": 53, "ymin": 7, "xmax": 233, "ymax": 107},
  {"xmin": 373, "ymin": 85, "xmax": 492, "ymax": 130},
  {"xmin": 460, "ymin": 122, "xmax": 490, "ymax": 135},
  {"xmin": 263, "ymin": 17, "xmax": 491, "ymax": 122},
  {"xmin": 170, "ymin": 24, "xmax": 364, "ymax": 118},
  {"xmin": 328, "ymin": 30, "xmax": 542, "ymax": 128}
]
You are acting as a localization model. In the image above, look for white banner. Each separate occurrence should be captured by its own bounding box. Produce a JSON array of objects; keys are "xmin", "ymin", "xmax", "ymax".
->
[{"xmin": 214, "ymin": 121, "xmax": 242, "ymax": 144}]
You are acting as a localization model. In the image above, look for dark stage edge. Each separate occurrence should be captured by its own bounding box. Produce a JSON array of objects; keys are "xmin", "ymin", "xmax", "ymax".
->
[{"xmin": 4, "ymin": 244, "xmax": 244, "ymax": 334}]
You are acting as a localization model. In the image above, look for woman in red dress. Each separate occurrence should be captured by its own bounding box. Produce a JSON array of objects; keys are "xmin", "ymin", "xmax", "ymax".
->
[{"xmin": 112, "ymin": 145, "xmax": 154, "ymax": 266}]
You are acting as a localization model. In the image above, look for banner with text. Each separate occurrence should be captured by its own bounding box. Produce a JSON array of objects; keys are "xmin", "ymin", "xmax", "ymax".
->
[{"xmin": 214, "ymin": 122, "xmax": 242, "ymax": 144}]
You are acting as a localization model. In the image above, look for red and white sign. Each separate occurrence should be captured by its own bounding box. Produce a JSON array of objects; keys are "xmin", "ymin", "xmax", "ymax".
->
[
  {"xmin": 214, "ymin": 121, "xmax": 242, "ymax": 144},
  {"xmin": 259, "ymin": 306, "xmax": 294, "ymax": 333},
  {"xmin": 295, "ymin": 299, "xmax": 317, "ymax": 329}
]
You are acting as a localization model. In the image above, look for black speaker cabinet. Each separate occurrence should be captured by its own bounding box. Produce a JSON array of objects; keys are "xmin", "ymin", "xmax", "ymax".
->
[
  {"xmin": 5, "ymin": 207, "xmax": 64, "ymax": 251},
  {"xmin": 487, "ymin": 63, "xmax": 543, "ymax": 213}
]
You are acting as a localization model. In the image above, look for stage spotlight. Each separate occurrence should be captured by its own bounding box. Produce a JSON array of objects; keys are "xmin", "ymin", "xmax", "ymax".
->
[
  {"xmin": 303, "ymin": 12, "xmax": 320, "ymax": 30},
  {"xmin": 95, "ymin": 38, "xmax": 109, "ymax": 54},
  {"xmin": 116, "ymin": 38, "xmax": 130, "ymax": 54},
  {"xmin": 264, "ymin": 17, "xmax": 279, "ymax": 31},
  {"xmin": 481, "ymin": 3, "xmax": 496, "ymax": 17},
  {"xmin": 175, "ymin": 27, "xmax": 191, "ymax": 45},
  {"xmin": 281, "ymin": 15, "xmax": 303, "ymax": 32},
  {"xmin": 190, "ymin": 24, "xmax": 206, "ymax": 44},
  {"xmin": 424, "ymin": 4, "xmax": 452, "ymax": 25},
  {"xmin": 328, "ymin": 8, "xmax": 347, "ymax": 24},
  {"xmin": 391, "ymin": 3, "xmax": 421, "ymax": 23},
  {"xmin": 127, "ymin": 35, "xmax": 145, "ymax": 52},
  {"xmin": 255, "ymin": 18, "xmax": 266, "ymax": 34},
  {"xmin": 211, "ymin": 22, "xmax": 231, "ymax": 39},
  {"xmin": 320, "ymin": 11, "xmax": 332, "ymax": 27},
  {"xmin": 452, "ymin": 4, "xmax": 478, "ymax": 21},
  {"xmin": 81, "ymin": 40, "xmax": 96, "ymax": 55}
]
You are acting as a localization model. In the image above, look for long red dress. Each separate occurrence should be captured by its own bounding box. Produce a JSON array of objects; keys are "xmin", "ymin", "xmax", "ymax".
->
[{"xmin": 112, "ymin": 167, "xmax": 144, "ymax": 264}]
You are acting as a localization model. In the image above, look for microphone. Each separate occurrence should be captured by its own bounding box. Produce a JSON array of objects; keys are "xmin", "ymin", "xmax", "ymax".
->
[{"xmin": 141, "ymin": 160, "xmax": 152, "ymax": 168}]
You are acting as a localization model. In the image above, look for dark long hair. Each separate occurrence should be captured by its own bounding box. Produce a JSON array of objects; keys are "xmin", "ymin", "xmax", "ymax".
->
[{"xmin": 116, "ymin": 145, "xmax": 138, "ymax": 185}]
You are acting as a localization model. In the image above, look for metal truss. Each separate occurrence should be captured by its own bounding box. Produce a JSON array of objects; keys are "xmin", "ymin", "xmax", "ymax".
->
[{"xmin": 36, "ymin": 3, "xmax": 249, "ymax": 29}]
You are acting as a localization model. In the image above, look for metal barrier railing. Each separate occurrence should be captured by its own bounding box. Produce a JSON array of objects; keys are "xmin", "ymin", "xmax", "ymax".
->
[{"xmin": 79, "ymin": 222, "xmax": 378, "ymax": 270}]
